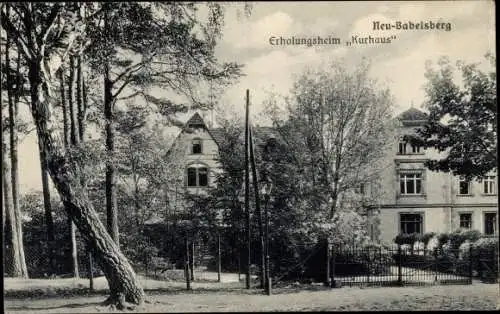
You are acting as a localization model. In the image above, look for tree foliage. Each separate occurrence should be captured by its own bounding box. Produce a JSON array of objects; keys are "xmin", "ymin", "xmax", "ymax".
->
[
  {"xmin": 267, "ymin": 59, "xmax": 395, "ymax": 239},
  {"xmin": 406, "ymin": 54, "xmax": 497, "ymax": 180}
]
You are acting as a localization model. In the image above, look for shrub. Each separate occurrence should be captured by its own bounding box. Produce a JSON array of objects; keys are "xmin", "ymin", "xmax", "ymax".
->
[
  {"xmin": 457, "ymin": 237, "xmax": 498, "ymax": 281},
  {"xmin": 394, "ymin": 233, "xmax": 419, "ymax": 246},
  {"xmin": 421, "ymin": 232, "xmax": 436, "ymax": 249},
  {"xmin": 426, "ymin": 236, "xmax": 439, "ymax": 251},
  {"xmin": 449, "ymin": 229, "xmax": 482, "ymax": 251},
  {"xmin": 333, "ymin": 243, "xmax": 392, "ymax": 276}
]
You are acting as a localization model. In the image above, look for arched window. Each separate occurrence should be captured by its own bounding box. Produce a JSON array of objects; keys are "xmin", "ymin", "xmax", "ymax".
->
[
  {"xmin": 186, "ymin": 164, "xmax": 208, "ymax": 187},
  {"xmin": 192, "ymin": 138, "xmax": 202, "ymax": 154}
]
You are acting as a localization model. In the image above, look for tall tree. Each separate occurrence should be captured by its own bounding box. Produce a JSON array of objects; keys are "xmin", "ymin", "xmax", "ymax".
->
[
  {"xmin": 268, "ymin": 60, "xmax": 395, "ymax": 284},
  {"xmin": 406, "ymin": 54, "xmax": 497, "ymax": 180}
]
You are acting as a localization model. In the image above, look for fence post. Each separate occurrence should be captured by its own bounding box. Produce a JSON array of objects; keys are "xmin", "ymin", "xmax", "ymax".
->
[
  {"xmin": 185, "ymin": 238, "xmax": 191, "ymax": 291},
  {"xmin": 434, "ymin": 248, "xmax": 438, "ymax": 283},
  {"xmin": 397, "ymin": 244, "xmax": 402, "ymax": 286},
  {"xmin": 330, "ymin": 244, "xmax": 336, "ymax": 288},
  {"xmin": 468, "ymin": 244, "xmax": 473, "ymax": 284},
  {"xmin": 366, "ymin": 247, "xmax": 370, "ymax": 285},
  {"xmin": 88, "ymin": 249, "xmax": 94, "ymax": 291}
]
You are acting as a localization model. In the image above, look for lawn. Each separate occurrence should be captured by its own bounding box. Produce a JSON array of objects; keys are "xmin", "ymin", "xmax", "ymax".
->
[{"xmin": 3, "ymin": 274, "xmax": 499, "ymax": 312}]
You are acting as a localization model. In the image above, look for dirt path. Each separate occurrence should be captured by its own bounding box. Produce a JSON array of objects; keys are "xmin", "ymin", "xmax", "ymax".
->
[{"xmin": 4, "ymin": 283, "xmax": 498, "ymax": 312}]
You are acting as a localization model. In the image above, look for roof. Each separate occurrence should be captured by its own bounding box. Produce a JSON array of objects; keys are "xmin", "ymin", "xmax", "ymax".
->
[
  {"xmin": 208, "ymin": 126, "xmax": 279, "ymax": 146},
  {"xmin": 208, "ymin": 128, "xmax": 225, "ymax": 145},
  {"xmin": 185, "ymin": 112, "xmax": 205, "ymax": 127},
  {"xmin": 397, "ymin": 108, "xmax": 428, "ymax": 121}
]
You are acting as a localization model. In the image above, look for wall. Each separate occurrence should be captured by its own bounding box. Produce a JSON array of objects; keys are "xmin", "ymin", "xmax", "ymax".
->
[
  {"xmin": 376, "ymin": 120, "xmax": 498, "ymax": 245},
  {"xmin": 165, "ymin": 127, "xmax": 221, "ymax": 217}
]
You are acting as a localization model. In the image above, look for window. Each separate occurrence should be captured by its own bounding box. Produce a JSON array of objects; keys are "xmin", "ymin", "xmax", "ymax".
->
[
  {"xmin": 398, "ymin": 141, "xmax": 422, "ymax": 155},
  {"xmin": 186, "ymin": 166, "xmax": 208, "ymax": 187},
  {"xmin": 484, "ymin": 213, "xmax": 497, "ymax": 235},
  {"xmin": 398, "ymin": 142, "xmax": 407, "ymax": 154},
  {"xmin": 459, "ymin": 213, "xmax": 472, "ymax": 229},
  {"xmin": 355, "ymin": 183, "xmax": 365, "ymax": 195},
  {"xmin": 399, "ymin": 173, "xmax": 423, "ymax": 195},
  {"xmin": 192, "ymin": 139, "xmax": 202, "ymax": 154},
  {"xmin": 483, "ymin": 176, "xmax": 496, "ymax": 195},
  {"xmin": 400, "ymin": 213, "xmax": 423, "ymax": 234},
  {"xmin": 458, "ymin": 179, "xmax": 471, "ymax": 195},
  {"xmin": 411, "ymin": 144, "xmax": 421, "ymax": 153}
]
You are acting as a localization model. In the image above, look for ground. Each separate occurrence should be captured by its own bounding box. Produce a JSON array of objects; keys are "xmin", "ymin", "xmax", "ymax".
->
[{"xmin": 4, "ymin": 273, "xmax": 499, "ymax": 312}]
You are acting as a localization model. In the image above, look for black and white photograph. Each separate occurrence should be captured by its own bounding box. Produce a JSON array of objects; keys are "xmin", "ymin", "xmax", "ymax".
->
[{"xmin": 1, "ymin": 1, "xmax": 498, "ymax": 312}]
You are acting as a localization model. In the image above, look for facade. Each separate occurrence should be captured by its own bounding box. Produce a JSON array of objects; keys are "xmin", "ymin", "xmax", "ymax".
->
[
  {"xmin": 164, "ymin": 112, "xmax": 224, "ymax": 219},
  {"xmin": 165, "ymin": 110, "xmax": 497, "ymax": 245},
  {"xmin": 376, "ymin": 108, "xmax": 498, "ymax": 244}
]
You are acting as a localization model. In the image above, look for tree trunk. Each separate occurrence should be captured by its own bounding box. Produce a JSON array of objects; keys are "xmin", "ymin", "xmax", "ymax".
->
[
  {"xmin": 28, "ymin": 59, "xmax": 145, "ymax": 305},
  {"xmin": 3, "ymin": 131, "xmax": 22, "ymax": 277},
  {"xmin": 67, "ymin": 55, "xmax": 80, "ymax": 279},
  {"xmin": 9, "ymin": 47, "xmax": 28, "ymax": 279},
  {"xmin": 39, "ymin": 140, "xmax": 56, "ymax": 273},
  {"xmin": 70, "ymin": 216, "xmax": 79, "ymax": 278},
  {"xmin": 76, "ymin": 56, "xmax": 84, "ymax": 140},
  {"xmin": 68, "ymin": 55, "xmax": 78, "ymax": 145},
  {"xmin": 59, "ymin": 69, "xmax": 69, "ymax": 147},
  {"xmin": 4, "ymin": 19, "xmax": 27, "ymax": 278},
  {"xmin": 104, "ymin": 62, "xmax": 119, "ymax": 246}
]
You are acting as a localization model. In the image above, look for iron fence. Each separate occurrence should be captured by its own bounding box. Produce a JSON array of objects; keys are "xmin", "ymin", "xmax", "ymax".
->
[{"xmin": 331, "ymin": 244, "xmax": 498, "ymax": 287}]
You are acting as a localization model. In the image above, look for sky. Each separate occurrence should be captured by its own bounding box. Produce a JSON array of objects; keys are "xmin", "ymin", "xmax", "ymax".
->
[{"xmin": 16, "ymin": 0, "xmax": 496, "ymax": 193}]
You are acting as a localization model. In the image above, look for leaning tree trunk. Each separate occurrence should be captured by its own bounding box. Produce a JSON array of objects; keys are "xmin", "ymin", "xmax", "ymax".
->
[{"xmin": 28, "ymin": 59, "xmax": 145, "ymax": 305}]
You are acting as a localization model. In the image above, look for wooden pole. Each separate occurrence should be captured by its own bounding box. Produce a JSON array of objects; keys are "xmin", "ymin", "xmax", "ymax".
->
[
  {"xmin": 245, "ymin": 89, "xmax": 251, "ymax": 289},
  {"xmin": 249, "ymin": 125, "xmax": 265, "ymax": 289}
]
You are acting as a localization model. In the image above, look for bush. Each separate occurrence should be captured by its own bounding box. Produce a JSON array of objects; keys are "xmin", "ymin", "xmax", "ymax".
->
[
  {"xmin": 334, "ymin": 243, "xmax": 392, "ymax": 276},
  {"xmin": 457, "ymin": 237, "xmax": 498, "ymax": 281},
  {"xmin": 394, "ymin": 233, "xmax": 420, "ymax": 246},
  {"xmin": 437, "ymin": 233, "xmax": 450, "ymax": 248},
  {"xmin": 449, "ymin": 229, "xmax": 482, "ymax": 251},
  {"xmin": 421, "ymin": 232, "xmax": 436, "ymax": 249}
]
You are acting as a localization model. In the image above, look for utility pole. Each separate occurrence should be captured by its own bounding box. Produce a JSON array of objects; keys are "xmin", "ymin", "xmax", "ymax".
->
[
  {"xmin": 249, "ymin": 125, "xmax": 265, "ymax": 290},
  {"xmin": 245, "ymin": 89, "xmax": 251, "ymax": 289},
  {"xmin": 264, "ymin": 191, "xmax": 271, "ymax": 295}
]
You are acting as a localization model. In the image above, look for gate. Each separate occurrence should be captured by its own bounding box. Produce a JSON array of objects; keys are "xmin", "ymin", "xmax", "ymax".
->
[{"xmin": 332, "ymin": 245, "xmax": 475, "ymax": 287}]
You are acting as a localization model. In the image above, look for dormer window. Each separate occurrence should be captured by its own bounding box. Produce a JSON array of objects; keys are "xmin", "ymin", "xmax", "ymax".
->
[{"xmin": 192, "ymin": 138, "xmax": 202, "ymax": 154}]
